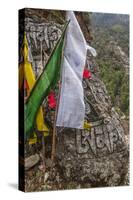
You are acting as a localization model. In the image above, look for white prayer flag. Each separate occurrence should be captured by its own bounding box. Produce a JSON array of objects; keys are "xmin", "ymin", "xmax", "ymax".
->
[{"xmin": 56, "ymin": 11, "xmax": 88, "ymax": 129}]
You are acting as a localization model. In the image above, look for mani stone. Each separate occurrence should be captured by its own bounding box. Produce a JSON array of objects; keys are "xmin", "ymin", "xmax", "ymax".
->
[{"xmin": 56, "ymin": 71, "xmax": 129, "ymax": 187}]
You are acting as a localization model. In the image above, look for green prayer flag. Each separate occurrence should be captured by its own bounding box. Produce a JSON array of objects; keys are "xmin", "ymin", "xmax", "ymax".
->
[{"xmin": 25, "ymin": 22, "xmax": 69, "ymax": 139}]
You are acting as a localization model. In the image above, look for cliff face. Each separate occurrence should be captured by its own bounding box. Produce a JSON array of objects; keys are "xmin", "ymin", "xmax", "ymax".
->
[{"xmin": 20, "ymin": 8, "xmax": 129, "ymax": 191}]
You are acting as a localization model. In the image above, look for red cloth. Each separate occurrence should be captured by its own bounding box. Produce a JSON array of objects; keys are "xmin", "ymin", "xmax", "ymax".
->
[
  {"xmin": 24, "ymin": 79, "xmax": 29, "ymax": 90},
  {"xmin": 83, "ymin": 69, "xmax": 91, "ymax": 79},
  {"xmin": 48, "ymin": 91, "xmax": 56, "ymax": 109}
]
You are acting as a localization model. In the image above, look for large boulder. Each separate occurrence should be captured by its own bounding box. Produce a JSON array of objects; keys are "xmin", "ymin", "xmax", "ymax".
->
[{"xmin": 56, "ymin": 67, "xmax": 129, "ymax": 187}]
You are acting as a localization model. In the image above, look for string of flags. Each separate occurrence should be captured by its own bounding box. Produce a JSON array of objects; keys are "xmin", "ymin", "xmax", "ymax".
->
[{"xmin": 19, "ymin": 11, "xmax": 97, "ymax": 142}]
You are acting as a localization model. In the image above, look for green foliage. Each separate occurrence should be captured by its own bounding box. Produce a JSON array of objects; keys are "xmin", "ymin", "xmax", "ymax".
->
[
  {"xmin": 90, "ymin": 13, "xmax": 129, "ymax": 116},
  {"xmin": 120, "ymin": 75, "xmax": 129, "ymax": 115},
  {"xmin": 99, "ymin": 60, "xmax": 129, "ymax": 115},
  {"xmin": 111, "ymin": 24, "xmax": 124, "ymax": 33}
]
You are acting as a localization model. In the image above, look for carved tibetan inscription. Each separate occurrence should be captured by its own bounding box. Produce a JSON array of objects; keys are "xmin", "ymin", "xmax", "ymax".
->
[{"xmin": 76, "ymin": 120, "xmax": 123, "ymax": 157}]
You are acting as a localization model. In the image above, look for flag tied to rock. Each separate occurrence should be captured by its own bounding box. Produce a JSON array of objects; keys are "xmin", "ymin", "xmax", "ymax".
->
[{"xmin": 56, "ymin": 11, "xmax": 88, "ymax": 129}]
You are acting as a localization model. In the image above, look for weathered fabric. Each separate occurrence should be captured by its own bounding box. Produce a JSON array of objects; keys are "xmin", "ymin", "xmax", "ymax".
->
[
  {"xmin": 56, "ymin": 11, "xmax": 88, "ymax": 129},
  {"xmin": 87, "ymin": 44, "xmax": 97, "ymax": 57}
]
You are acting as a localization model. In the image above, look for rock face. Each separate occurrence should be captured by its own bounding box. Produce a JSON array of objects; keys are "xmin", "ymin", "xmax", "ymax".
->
[
  {"xmin": 109, "ymin": 41, "xmax": 129, "ymax": 74},
  {"xmin": 20, "ymin": 8, "xmax": 129, "ymax": 188},
  {"xmin": 56, "ymin": 72, "xmax": 129, "ymax": 186}
]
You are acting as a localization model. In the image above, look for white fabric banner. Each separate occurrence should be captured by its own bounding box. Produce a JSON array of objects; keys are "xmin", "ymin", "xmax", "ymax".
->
[{"xmin": 56, "ymin": 11, "xmax": 88, "ymax": 129}]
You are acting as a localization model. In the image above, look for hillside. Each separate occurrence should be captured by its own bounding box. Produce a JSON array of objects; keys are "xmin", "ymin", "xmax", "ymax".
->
[{"xmin": 90, "ymin": 13, "xmax": 129, "ymax": 116}]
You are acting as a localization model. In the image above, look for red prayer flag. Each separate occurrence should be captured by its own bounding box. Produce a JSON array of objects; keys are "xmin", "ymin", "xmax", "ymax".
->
[
  {"xmin": 83, "ymin": 69, "xmax": 91, "ymax": 79},
  {"xmin": 24, "ymin": 79, "xmax": 29, "ymax": 90},
  {"xmin": 48, "ymin": 91, "xmax": 56, "ymax": 109}
]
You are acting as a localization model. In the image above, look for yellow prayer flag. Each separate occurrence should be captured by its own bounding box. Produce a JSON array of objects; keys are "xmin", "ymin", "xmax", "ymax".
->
[{"xmin": 19, "ymin": 33, "xmax": 49, "ymax": 143}]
